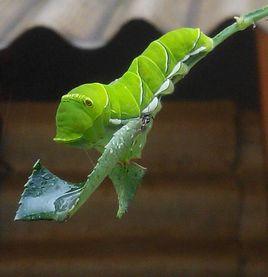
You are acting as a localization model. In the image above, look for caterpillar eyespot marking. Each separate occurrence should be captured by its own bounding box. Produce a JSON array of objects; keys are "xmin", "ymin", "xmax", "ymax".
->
[{"xmin": 84, "ymin": 99, "xmax": 93, "ymax": 107}]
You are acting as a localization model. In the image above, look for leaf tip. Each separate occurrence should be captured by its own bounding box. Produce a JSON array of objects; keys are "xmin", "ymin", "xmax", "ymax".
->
[
  {"xmin": 14, "ymin": 214, "xmax": 20, "ymax": 221},
  {"xmin": 116, "ymin": 209, "xmax": 127, "ymax": 219},
  {"xmin": 33, "ymin": 159, "xmax": 42, "ymax": 171},
  {"xmin": 14, "ymin": 210, "xmax": 25, "ymax": 221}
]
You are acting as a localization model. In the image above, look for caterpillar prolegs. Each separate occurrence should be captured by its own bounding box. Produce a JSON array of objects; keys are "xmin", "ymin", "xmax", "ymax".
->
[{"xmin": 54, "ymin": 28, "xmax": 213, "ymax": 148}]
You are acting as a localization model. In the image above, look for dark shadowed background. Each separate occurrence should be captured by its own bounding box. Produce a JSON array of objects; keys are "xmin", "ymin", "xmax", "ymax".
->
[{"xmin": 0, "ymin": 1, "xmax": 267, "ymax": 276}]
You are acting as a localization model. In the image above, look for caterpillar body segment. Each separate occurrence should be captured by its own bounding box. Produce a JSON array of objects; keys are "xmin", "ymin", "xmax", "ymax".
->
[
  {"xmin": 54, "ymin": 28, "xmax": 213, "ymax": 148},
  {"xmin": 105, "ymin": 28, "xmax": 213, "ymax": 118}
]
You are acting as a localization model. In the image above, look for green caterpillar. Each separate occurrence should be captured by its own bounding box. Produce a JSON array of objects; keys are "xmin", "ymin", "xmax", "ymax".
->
[{"xmin": 54, "ymin": 28, "xmax": 213, "ymax": 149}]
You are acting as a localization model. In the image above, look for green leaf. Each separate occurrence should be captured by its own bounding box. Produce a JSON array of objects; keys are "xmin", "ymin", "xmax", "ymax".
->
[
  {"xmin": 109, "ymin": 162, "xmax": 146, "ymax": 218},
  {"xmin": 15, "ymin": 160, "xmax": 84, "ymax": 221},
  {"xmin": 15, "ymin": 117, "xmax": 148, "ymax": 221},
  {"xmin": 67, "ymin": 117, "xmax": 147, "ymax": 219}
]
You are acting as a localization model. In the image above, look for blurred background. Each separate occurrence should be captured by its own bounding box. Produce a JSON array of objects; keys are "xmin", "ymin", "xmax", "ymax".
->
[{"xmin": 0, "ymin": 0, "xmax": 268, "ymax": 275}]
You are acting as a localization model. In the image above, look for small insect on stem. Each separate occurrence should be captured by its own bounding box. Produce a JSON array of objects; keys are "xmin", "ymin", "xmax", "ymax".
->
[{"xmin": 141, "ymin": 114, "xmax": 151, "ymax": 131}]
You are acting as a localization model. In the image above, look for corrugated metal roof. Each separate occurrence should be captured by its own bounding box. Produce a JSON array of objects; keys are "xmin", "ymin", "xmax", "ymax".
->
[{"xmin": 0, "ymin": 0, "xmax": 267, "ymax": 49}]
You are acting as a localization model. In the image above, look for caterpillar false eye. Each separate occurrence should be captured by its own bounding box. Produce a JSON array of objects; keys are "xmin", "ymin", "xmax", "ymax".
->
[{"xmin": 84, "ymin": 99, "xmax": 93, "ymax": 107}]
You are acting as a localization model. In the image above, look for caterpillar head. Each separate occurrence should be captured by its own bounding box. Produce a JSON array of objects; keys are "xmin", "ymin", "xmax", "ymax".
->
[{"xmin": 54, "ymin": 83, "xmax": 109, "ymax": 147}]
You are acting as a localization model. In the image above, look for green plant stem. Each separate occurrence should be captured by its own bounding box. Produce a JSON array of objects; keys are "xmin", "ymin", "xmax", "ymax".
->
[
  {"xmin": 187, "ymin": 5, "xmax": 268, "ymax": 71},
  {"xmin": 213, "ymin": 5, "xmax": 268, "ymax": 48}
]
